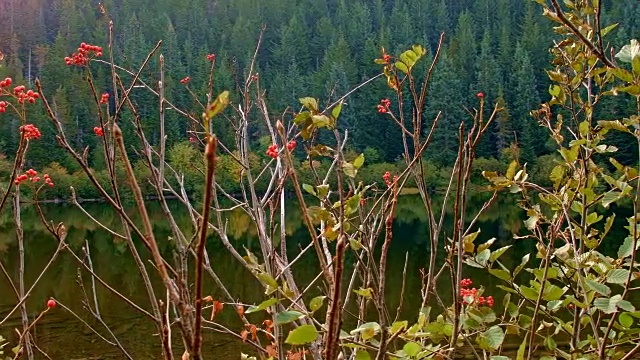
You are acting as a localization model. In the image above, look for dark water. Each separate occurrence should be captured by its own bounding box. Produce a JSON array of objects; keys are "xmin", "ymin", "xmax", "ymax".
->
[{"xmin": 0, "ymin": 194, "xmax": 625, "ymax": 358}]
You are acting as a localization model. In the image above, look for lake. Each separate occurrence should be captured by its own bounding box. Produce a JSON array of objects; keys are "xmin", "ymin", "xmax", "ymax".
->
[{"xmin": 0, "ymin": 194, "xmax": 624, "ymax": 358}]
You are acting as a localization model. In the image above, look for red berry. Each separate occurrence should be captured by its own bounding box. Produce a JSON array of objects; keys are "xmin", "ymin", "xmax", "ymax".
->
[
  {"xmin": 477, "ymin": 92, "xmax": 484, "ymax": 98},
  {"xmin": 47, "ymin": 299, "xmax": 56, "ymax": 308},
  {"xmin": 287, "ymin": 140, "xmax": 296, "ymax": 151}
]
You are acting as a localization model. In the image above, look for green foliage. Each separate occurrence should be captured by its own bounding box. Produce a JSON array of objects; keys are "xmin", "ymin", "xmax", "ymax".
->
[
  {"xmin": 1, "ymin": 0, "xmax": 637, "ymax": 173},
  {"xmin": 477, "ymin": 1, "xmax": 640, "ymax": 357}
]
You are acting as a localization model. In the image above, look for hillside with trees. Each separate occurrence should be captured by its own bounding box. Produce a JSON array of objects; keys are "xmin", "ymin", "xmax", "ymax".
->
[{"xmin": 0, "ymin": 0, "xmax": 638, "ymax": 195}]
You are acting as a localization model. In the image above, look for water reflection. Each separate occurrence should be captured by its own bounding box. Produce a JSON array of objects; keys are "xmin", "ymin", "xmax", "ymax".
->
[{"xmin": 0, "ymin": 194, "xmax": 558, "ymax": 358}]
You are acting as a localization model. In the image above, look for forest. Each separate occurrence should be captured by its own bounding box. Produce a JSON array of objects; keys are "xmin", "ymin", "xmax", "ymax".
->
[
  {"xmin": 3, "ymin": 0, "xmax": 640, "ymax": 359},
  {"xmin": 0, "ymin": 0, "xmax": 639, "ymax": 198}
]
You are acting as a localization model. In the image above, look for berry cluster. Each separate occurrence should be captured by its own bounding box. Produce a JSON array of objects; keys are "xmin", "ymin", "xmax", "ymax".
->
[
  {"xmin": 189, "ymin": 136, "xmax": 196, "ymax": 143},
  {"xmin": 459, "ymin": 278, "xmax": 494, "ymax": 307},
  {"xmin": 206, "ymin": 54, "xmax": 216, "ymax": 61},
  {"xmin": 382, "ymin": 53, "xmax": 391, "ymax": 63},
  {"xmin": 93, "ymin": 126, "xmax": 104, "ymax": 136},
  {"xmin": 0, "ymin": 101, "xmax": 6, "ymax": 113},
  {"xmin": 43, "ymin": 173, "xmax": 55, "ymax": 187},
  {"xmin": 65, "ymin": 42, "xmax": 103, "ymax": 66},
  {"xmin": 180, "ymin": 76, "xmax": 190, "ymax": 84},
  {"xmin": 266, "ymin": 144, "xmax": 278, "ymax": 158},
  {"xmin": 100, "ymin": 93, "xmax": 109, "ymax": 104},
  {"xmin": 14, "ymin": 169, "xmax": 53, "ymax": 187},
  {"xmin": 14, "ymin": 86, "xmax": 39, "ymax": 104},
  {"xmin": 0, "ymin": 77, "xmax": 12, "ymax": 88},
  {"xmin": 20, "ymin": 124, "xmax": 41, "ymax": 140},
  {"xmin": 382, "ymin": 171, "xmax": 398, "ymax": 187},
  {"xmin": 377, "ymin": 98, "xmax": 391, "ymax": 113},
  {"xmin": 286, "ymin": 140, "xmax": 296, "ymax": 151}
]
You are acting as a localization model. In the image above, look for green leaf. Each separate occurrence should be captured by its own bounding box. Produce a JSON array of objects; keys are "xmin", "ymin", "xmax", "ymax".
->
[
  {"xmin": 390, "ymin": 321, "xmax": 408, "ymax": 335},
  {"xmin": 355, "ymin": 350, "xmax": 371, "ymax": 360},
  {"xmin": 602, "ymin": 191, "xmax": 622, "ymax": 208},
  {"xmin": 394, "ymin": 61, "xmax": 409, "ymax": 74},
  {"xmin": 559, "ymin": 146, "xmax": 579, "ymax": 164},
  {"xmin": 619, "ymin": 312, "xmax": 634, "ymax": 328},
  {"xmin": 549, "ymin": 165, "xmax": 565, "ymax": 188},
  {"xmin": 353, "ymin": 153, "xmax": 365, "ymax": 169},
  {"xmin": 345, "ymin": 194, "xmax": 361, "ymax": 216},
  {"xmin": 350, "ymin": 322, "xmax": 380, "ymax": 340},
  {"xmin": 477, "ymin": 325, "xmax": 505, "ymax": 351},
  {"xmin": 594, "ymin": 297, "xmax": 618, "ymax": 314},
  {"xmin": 585, "ymin": 279, "xmax": 611, "ymax": 296},
  {"xmin": 601, "ymin": 23, "xmax": 619, "ymax": 37},
  {"xmin": 524, "ymin": 213, "xmax": 539, "ymax": 231},
  {"xmin": 514, "ymin": 254, "xmax": 530, "ymax": 277},
  {"xmin": 544, "ymin": 336, "xmax": 557, "ymax": 351},
  {"xmin": 462, "ymin": 230, "xmax": 480, "ymax": 253},
  {"xmin": 307, "ymin": 206, "xmax": 332, "ymax": 223},
  {"xmin": 618, "ymin": 237, "xmax": 639, "ymax": 258},
  {"xmin": 516, "ymin": 337, "xmax": 527, "ymax": 360},
  {"xmin": 585, "ymin": 212, "xmax": 603, "ymax": 226},
  {"xmin": 506, "ymin": 160, "xmax": 518, "ymax": 180},
  {"xmin": 343, "ymin": 162, "xmax": 357, "ymax": 178},
  {"xmin": 349, "ymin": 239, "xmax": 363, "ymax": 251},
  {"xmin": 403, "ymin": 342, "xmax": 421, "ymax": 357},
  {"xmin": 490, "ymin": 246, "xmax": 511, "ymax": 262},
  {"xmin": 633, "ymin": 56, "xmax": 640, "ymax": 75},
  {"xmin": 489, "ymin": 269, "xmax": 511, "ymax": 282},
  {"xmin": 312, "ymin": 114, "xmax": 333, "ymax": 128},
  {"xmin": 285, "ymin": 324, "xmax": 318, "ymax": 345},
  {"xmin": 332, "ymin": 102, "xmax": 343, "ymax": 119},
  {"xmin": 316, "ymin": 184, "xmax": 329, "ymax": 199},
  {"xmin": 549, "ymin": 84, "xmax": 561, "ymax": 97},
  {"xmin": 354, "ymin": 288, "xmax": 373, "ymax": 298},
  {"xmin": 293, "ymin": 111, "xmax": 311, "ymax": 125},
  {"xmin": 618, "ymin": 299, "xmax": 635, "ymax": 312},
  {"xmin": 491, "ymin": 357, "xmax": 510, "ymax": 360},
  {"xmin": 474, "ymin": 249, "xmax": 491, "ymax": 267},
  {"xmin": 519, "ymin": 286, "xmax": 539, "ymax": 301},
  {"xmin": 309, "ymin": 296, "xmax": 326, "ymax": 312},
  {"xmin": 205, "ymin": 91, "xmax": 230, "ymax": 120},
  {"xmin": 615, "ymin": 40, "xmax": 640, "ymax": 63},
  {"xmin": 299, "ymin": 97, "xmax": 318, "ymax": 111},
  {"xmin": 256, "ymin": 273, "xmax": 279, "ymax": 293},
  {"xmin": 597, "ymin": 120, "xmax": 630, "ymax": 133},
  {"xmin": 542, "ymin": 284, "xmax": 566, "ymax": 301},
  {"xmin": 497, "ymin": 285, "xmax": 518, "ymax": 294},
  {"xmin": 245, "ymin": 297, "xmax": 278, "ymax": 314},
  {"xmin": 275, "ymin": 310, "xmax": 304, "ymax": 325},
  {"xmin": 609, "ymin": 67, "xmax": 634, "ymax": 83},
  {"xmin": 547, "ymin": 300, "xmax": 563, "ymax": 312},
  {"xmin": 607, "ymin": 269, "xmax": 630, "ymax": 284},
  {"xmin": 302, "ymin": 184, "xmax": 316, "ymax": 196}
]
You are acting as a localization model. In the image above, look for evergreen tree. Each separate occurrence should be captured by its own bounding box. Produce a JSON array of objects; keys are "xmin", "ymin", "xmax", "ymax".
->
[{"xmin": 510, "ymin": 44, "xmax": 540, "ymax": 163}]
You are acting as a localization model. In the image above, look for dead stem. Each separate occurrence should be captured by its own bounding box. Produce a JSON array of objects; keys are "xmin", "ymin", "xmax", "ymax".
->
[
  {"xmin": 193, "ymin": 135, "xmax": 217, "ymax": 359},
  {"xmin": 113, "ymin": 122, "xmax": 195, "ymax": 350},
  {"xmin": 375, "ymin": 182, "xmax": 399, "ymax": 360}
]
